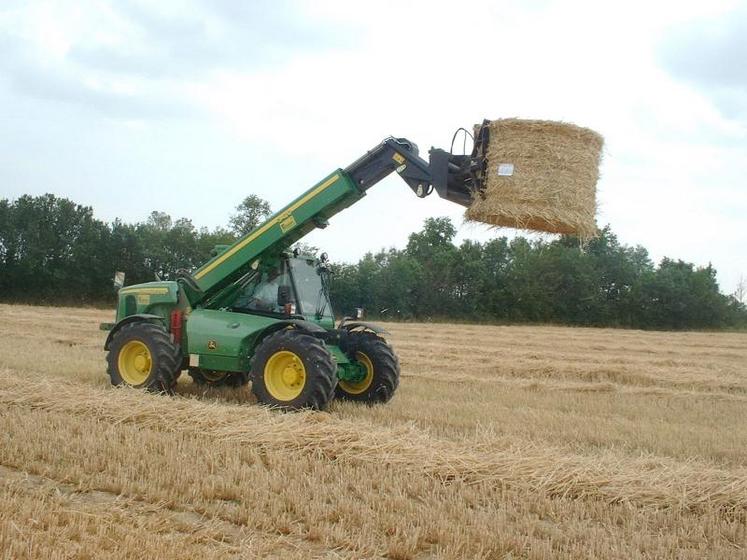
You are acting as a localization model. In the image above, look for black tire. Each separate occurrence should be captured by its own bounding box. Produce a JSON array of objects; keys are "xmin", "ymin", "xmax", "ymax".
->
[
  {"xmin": 188, "ymin": 368, "xmax": 249, "ymax": 388},
  {"xmin": 250, "ymin": 329, "xmax": 337, "ymax": 410},
  {"xmin": 336, "ymin": 331, "xmax": 400, "ymax": 404},
  {"xmin": 106, "ymin": 322, "xmax": 180, "ymax": 393}
]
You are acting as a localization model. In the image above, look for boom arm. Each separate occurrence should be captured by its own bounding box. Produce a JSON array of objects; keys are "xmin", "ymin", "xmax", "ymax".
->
[{"xmin": 183, "ymin": 131, "xmax": 488, "ymax": 305}]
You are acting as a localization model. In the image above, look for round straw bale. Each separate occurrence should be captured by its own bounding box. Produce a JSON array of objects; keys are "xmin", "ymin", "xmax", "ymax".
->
[{"xmin": 465, "ymin": 119, "xmax": 603, "ymax": 238}]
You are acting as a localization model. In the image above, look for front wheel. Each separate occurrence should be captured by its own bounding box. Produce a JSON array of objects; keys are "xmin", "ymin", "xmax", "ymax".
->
[
  {"xmin": 336, "ymin": 331, "xmax": 400, "ymax": 404},
  {"xmin": 250, "ymin": 329, "xmax": 337, "ymax": 410},
  {"xmin": 106, "ymin": 322, "xmax": 180, "ymax": 393}
]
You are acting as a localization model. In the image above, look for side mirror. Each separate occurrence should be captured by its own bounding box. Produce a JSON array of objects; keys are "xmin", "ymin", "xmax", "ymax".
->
[
  {"xmin": 277, "ymin": 285, "xmax": 292, "ymax": 306},
  {"xmin": 113, "ymin": 271, "xmax": 125, "ymax": 291}
]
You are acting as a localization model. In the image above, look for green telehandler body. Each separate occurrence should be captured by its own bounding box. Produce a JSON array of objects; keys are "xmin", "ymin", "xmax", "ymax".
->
[{"xmin": 101, "ymin": 127, "xmax": 491, "ymax": 410}]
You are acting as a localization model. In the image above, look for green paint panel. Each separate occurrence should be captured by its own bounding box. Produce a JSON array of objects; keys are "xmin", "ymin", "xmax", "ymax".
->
[
  {"xmin": 197, "ymin": 354, "xmax": 243, "ymax": 372},
  {"xmin": 327, "ymin": 344, "xmax": 350, "ymax": 366},
  {"xmin": 337, "ymin": 361, "xmax": 367, "ymax": 382},
  {"xmin": 185, "ymin": 309, "xmax": 279, "ymax": 367},
  {"xmin": 116, "ymin": 281, "xmax": 179, "ymax": 322}
]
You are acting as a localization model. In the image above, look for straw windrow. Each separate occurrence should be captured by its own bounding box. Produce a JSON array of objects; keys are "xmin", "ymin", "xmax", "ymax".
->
[{"xmin": 2, "ymin": 370, "xmax": 745, "ymax": 514}]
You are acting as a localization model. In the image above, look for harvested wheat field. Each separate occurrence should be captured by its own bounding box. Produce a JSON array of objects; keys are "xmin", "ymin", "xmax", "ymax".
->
[{"xmin": 1, "ymin": 304, "xmax": 746, "ymax": 559}]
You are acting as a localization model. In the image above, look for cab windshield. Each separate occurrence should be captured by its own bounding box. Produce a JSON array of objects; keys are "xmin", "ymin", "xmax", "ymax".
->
[
  {"xmin": 289, "ymin": 258, "xmax": 333, "ymax": 321},
  {"xmin": 231, "ymin": 261, "xmax": 291, "ymax": 315}
]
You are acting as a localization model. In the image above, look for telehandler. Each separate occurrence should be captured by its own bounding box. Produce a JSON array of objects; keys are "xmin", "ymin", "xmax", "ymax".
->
[{"xmin": 101, "ymin": 126, "xmax": 490, "ymax": 410}]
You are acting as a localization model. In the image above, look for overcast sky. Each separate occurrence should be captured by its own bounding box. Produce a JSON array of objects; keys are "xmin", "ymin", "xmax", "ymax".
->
[{"xmin": 1, "ymin": 0, "xmax": 745, "ymax": 294}]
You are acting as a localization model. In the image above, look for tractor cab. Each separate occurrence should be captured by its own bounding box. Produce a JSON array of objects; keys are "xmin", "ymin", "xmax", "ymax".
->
[{"xmin": 229, "ymin": 253, "xmax": 334, "ymax": 329}]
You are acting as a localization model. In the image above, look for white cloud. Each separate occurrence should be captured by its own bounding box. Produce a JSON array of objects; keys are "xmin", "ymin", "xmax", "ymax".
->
[{"xmin": 0, "ymin": 0, "xmax": 745, "ymax": 293}]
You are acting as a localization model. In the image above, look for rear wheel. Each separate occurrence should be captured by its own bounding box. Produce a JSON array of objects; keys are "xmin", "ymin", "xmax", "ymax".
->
[
  {"xmin": 251, "ymin": 329, "xmax": 336, "ymax": 410},
  {"xmin": 188, "ymin": 368, "xmax": 249, "ymax": 387},
  {"xmin": 107, "ymin": 322, "xmax": 180, "ymax": 393},
  {"xmin": 336, "ymin": 331, "xmax": 399, "ymax": 403}
]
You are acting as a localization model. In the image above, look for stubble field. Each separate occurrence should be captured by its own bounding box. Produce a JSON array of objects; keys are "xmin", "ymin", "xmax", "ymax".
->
[{"xmin": 0, "ymin": 303, "xmax": 746, "ymax": 559}]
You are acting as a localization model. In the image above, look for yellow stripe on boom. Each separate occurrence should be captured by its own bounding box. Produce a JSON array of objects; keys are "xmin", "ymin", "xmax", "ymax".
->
[
  {"xmin": 194, "ymin": 174, "xmax": 340, "ymax": 280},
  {"xmin": 119, "ymin": 287, "xmax": 170, "ymax": 295}
]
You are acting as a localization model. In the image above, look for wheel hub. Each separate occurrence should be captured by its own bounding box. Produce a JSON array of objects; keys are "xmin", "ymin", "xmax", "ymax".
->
[
  {"xmin": 338, "ymin": 351, "xmax": 374, "ymax": 395},
  {"xmin": 264, "ymin": 350, "xmax": 307, "ymax": 401},
  {"xmin": 134, "ymin": 355, "xmax": 148, "ymax": 371},
  {"xmin": 118, "ymin": 340, "xmax": 153, "ymax": 386},
  {"xmin": 282, "ymin": 365, "xmax": 302, "ymax": 386}
]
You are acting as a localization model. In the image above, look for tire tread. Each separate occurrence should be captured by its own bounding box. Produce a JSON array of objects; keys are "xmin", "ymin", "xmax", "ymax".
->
[
  {"xmin": 250, "ymin": 329, "xmax": 336, "ymax": 410},
  {"xmin": 106, "ymin": 322, "xmax": 180, "ymax": 393},
  {"xmin": 336, "ymin": 331, "xmax": 400, "ymax": 403}
]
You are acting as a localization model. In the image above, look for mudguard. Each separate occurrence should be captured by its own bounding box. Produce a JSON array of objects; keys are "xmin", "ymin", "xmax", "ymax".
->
[
  {"xmin": 338, "ymin": 321, "xmax": 389, "ymax": 335},
  {"xmin": 104, "ymin": 314, "xmax": 166, "ymax": 350},
  {"xmin": 252, "ymin": 318, "xmax": 327, "ymax": 347},
  {"xmin": 283, "ymin": 319, "xmax": 328, "ymax": 333}
]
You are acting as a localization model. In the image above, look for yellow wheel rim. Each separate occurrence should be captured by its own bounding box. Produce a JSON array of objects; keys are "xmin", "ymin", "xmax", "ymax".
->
[
  {"xmin": 118, "ymin": 340, "xmax": 152, "ymax": 386},
  {"xmin": 339, "ymin": 352, "xmax": 374, "ymax": 395},
  {"xmin": 264, "ymin": 350, "xmax": 306, "ymax": 401}
]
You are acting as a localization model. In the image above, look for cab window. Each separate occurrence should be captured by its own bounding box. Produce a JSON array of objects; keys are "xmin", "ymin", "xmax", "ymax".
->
[{"xmin": 232, "ymin": 262, "xmax": 293, "ymax": 314}]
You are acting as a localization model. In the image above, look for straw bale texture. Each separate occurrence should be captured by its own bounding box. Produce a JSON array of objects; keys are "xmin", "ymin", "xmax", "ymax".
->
[{"xmin": 466, "ymin": 118, "xmax": 603, "ymax": 238}]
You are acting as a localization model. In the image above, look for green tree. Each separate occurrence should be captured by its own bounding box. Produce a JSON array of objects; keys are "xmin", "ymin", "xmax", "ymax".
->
[
  {"xmin": 0, "ymin": 194, "xmax": 110, "ymax": 301},
  {"xmin": 452, "ymin": 239, "xmax": 486, "ymax": 317},
  {"xmin": 633, "ymin": 259, "xmax": 731, "ymax": 329},
  {"xmin": 478, "ymin": 237, "xmax": 511, "ymax": 319},
  {"xmin": 503, "ymin": 237, "xmax": 553, "ymax": 322},
  {"xmin": 135, "ymin": 214, "xmax": 236, "ymax": 280},
  {"xmin": 372, "ymin": 249, "xmax": 419, "ymax": 319},
  {"xmin": 405, "ymin": 217, "xmax": 458, "ymax": 317},
  {"xmin": 196, "ymin": 226, "xmax": 236, "ymax": 263},
  {"xmin": 0, "ymin": 198, "xmax": 13, "ymax": 293},
  {"xmin": 229, "ymin": 195, "xmax": 272, "ymax": 236},
  {"xmin": 329, "ymin": 262, "xmax": 360, "ymax": 317},
  {"xmin": 106, "ymin": 219, "xmax": 148, "ymax": 287}
]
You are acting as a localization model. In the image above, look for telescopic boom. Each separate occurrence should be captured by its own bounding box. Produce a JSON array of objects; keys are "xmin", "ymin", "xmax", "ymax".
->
[{"xmin": 183, "ymin": 129, "xmax": 490, "ymax": 305}]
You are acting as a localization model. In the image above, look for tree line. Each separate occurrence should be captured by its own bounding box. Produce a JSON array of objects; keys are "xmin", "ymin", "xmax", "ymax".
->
[
  {"xmin": 0, "ymin": 193, "xmax": 744, "ymax": 330},
  {"xmin": 330, "ymin": 217, "xmax": 746, "ymax": 330},
  {"xmin": 0, "ymin": 194, "xmax": 237, "ymax": 302}
]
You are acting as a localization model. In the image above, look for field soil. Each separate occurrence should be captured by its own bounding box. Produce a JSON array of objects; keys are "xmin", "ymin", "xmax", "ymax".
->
[{"xmin": 0, "ymin": 303, "xmax": 746, "ymax": 559}]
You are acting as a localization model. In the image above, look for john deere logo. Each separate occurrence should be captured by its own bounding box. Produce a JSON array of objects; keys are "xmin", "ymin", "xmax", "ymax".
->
[{"xmin": 207, "ymin": 340, "xmax": 217, "ymax": 350}]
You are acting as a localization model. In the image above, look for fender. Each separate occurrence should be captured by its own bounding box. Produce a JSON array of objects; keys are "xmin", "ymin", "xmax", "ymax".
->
[
  {"xmin": 103, "ymin": 314, "xmax": 167, "ymax": 350},
  {"xmin": 251, "ymin": 318, "xmax": 327, "ymax": 348},
  {"xmin": 283, "ymin": 319, "xmax": 328, "ymax": 333},
  {"xmin": 338, "ymin": 321, "xmax": 389, "ymax": 335}
]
